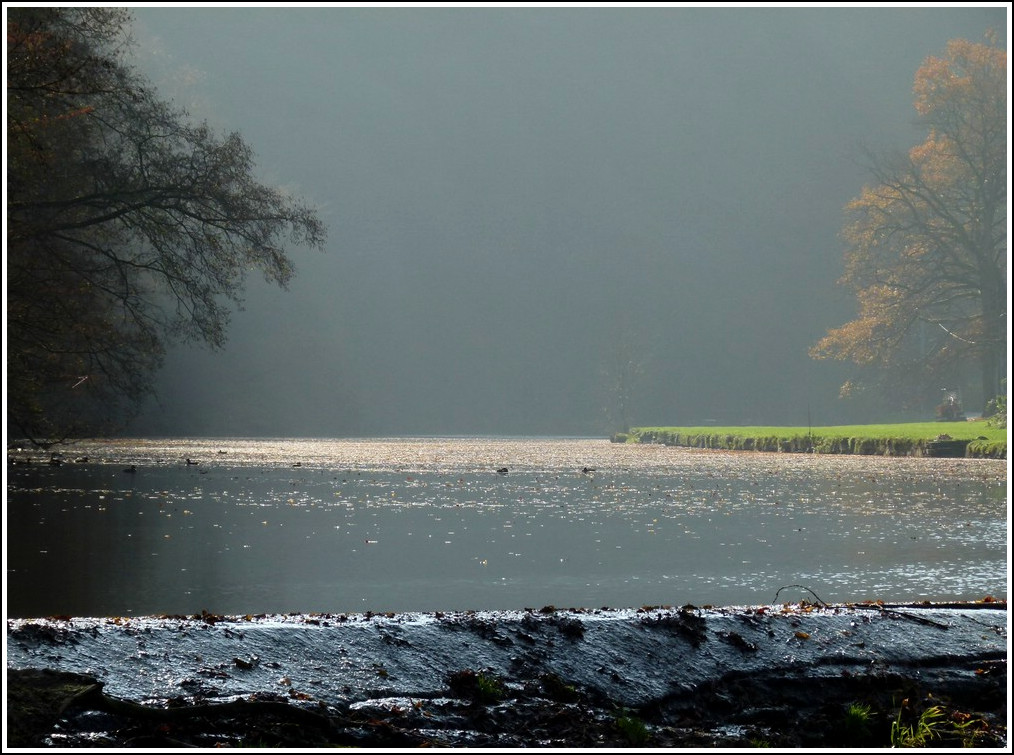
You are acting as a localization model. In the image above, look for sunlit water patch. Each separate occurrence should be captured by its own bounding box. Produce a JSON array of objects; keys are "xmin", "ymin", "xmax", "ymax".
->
[{"xmin": 5, "ymin": 438, "xmax": 1007, "ymax": 617}]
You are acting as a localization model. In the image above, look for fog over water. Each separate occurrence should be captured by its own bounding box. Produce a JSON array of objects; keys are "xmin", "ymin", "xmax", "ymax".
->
[{"xmin": 124, "ymin": 6, "xmax": 1007, "ymax": 438}]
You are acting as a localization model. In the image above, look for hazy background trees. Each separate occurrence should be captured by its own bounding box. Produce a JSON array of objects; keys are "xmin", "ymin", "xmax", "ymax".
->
[
  {"xmin": 6, "ymin": 8, "xmax": 326, "ymax": 444},
  {"xmin": 811, "ymin": 34, "xmax": 1006, "ymax": 417}
]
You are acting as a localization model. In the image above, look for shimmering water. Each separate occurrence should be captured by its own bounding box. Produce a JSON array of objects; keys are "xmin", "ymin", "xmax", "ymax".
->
[{"xmin": 5, "ymin": 437, "xmax": 1007, "ymax": 618}]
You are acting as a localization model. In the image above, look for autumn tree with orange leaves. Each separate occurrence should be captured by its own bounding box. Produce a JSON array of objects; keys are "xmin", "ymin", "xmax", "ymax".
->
[
  {"xmin": 7, "ymin": 8, "xmax": 327, "ymax": 445},
  {"xmin": 811, "ymin": 34, "xmax": 1006, "ymax": 416}
]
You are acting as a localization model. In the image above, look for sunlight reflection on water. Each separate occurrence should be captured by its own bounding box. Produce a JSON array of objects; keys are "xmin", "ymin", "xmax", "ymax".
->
[{"xmin": 6, "ymin": 437, "xmax": 1007, "ymax": 618}]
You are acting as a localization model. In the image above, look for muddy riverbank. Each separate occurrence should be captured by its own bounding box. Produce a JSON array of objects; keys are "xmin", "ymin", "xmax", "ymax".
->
[{"xmin": 6, "ymin": 601, "xmax": 1007, "ymax": 748}]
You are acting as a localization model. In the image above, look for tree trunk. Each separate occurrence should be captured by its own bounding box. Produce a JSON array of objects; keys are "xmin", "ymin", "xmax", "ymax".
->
[{"xmin": 978, "ymin": 278, "xmax": 1006, "ymax": 415}]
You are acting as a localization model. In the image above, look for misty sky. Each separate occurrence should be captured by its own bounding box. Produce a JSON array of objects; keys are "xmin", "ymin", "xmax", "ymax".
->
[{"xmin": 124, "ymin": 5, "xmax": 1007, "ymax": 438}]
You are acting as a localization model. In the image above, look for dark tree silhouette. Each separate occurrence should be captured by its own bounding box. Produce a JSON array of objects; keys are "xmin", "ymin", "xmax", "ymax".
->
[{"xmin": 7, "ymin": 8, "xmax": 327, "ymax": 444}]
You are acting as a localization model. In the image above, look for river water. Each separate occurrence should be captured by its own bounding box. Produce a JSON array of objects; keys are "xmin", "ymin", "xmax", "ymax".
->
[{"xmin": 4, "ymin": 437, "xmax": 1007, "ymax": 618}]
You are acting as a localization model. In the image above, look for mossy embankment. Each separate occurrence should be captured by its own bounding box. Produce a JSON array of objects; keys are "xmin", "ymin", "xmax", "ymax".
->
[{"xmin": 614, "ymin": 422, "xmax": 1006, "ymax": 459}]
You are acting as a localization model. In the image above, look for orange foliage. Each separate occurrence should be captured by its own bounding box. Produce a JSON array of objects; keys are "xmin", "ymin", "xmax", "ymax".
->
[
  {"xmin": 813, "ymin": 33, "xmax": 1006, "ymax": 404},
  {"xmin": 913, "ymin": 36, "xmax": 1006, "ymax": 119}
]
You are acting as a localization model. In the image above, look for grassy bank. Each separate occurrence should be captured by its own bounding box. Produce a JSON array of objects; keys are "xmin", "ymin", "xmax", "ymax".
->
[{"xmin": 615, "ymin": 422, "xmax": 1007, "ymax": 458}]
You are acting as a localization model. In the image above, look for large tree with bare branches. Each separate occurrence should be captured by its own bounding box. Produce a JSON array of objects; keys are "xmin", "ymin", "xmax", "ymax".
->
[
  {"xmin": 811, "ymin": 35, "xmax": 1006, "ymax": 415},
  {"xmin": 7, "ymin": 8, "xmax": 327, "ymax": 444}
]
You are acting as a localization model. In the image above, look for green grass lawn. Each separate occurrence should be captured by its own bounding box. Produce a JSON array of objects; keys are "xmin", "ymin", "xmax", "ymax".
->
[
  {"xmin": 629, "ymin": 422, "xmax": 1007, "ymax": 443},
  {"xmin": 620, "ymin": 421, "xmax": 1006, "ymax": 457}
]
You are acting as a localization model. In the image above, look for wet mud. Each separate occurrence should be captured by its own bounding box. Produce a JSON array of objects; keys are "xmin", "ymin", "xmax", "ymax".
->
[{"xmin": 6, "ymin": 601, "xmax": 1007, "ymax": 748}]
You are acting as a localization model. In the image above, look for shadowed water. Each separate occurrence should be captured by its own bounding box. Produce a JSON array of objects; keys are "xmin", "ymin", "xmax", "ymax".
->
[{"xmin": 5, "ymin": 437, "xmax": 1007, "ymax": 618}]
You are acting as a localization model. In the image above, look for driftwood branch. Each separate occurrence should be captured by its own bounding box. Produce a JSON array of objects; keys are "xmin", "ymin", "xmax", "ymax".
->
[{"xmin": 773, "ymin": 584, "xmax": 829, "ymax": 607}]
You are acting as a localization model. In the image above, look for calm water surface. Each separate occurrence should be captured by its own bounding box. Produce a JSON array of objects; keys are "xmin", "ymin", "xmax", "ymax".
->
[{"xmin": 5, "ymin": 437, "xmax": 1007, "ymax": 618}]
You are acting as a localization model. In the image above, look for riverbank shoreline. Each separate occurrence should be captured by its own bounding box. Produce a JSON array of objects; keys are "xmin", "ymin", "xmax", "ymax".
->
[
  {"xmin": 6, "ymin": 601, "xmax": 1008, "ymax": 748},
  {"xmin": 615, "ymin": 421, "xmax": 1007, "ymax": 459}
]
